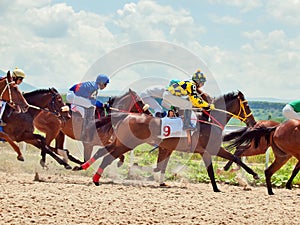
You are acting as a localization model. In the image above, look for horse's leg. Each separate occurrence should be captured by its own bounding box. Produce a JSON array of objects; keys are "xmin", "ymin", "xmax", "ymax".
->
[
  {"xmin": 201, "ymin": 151, "xmax": 220, "ymax": 192},
  {"xmin": 286, "ymin": 161, "xmax": 300, "ymax": 190},
  {"xmin": 92, "ymin": 146, "xmax": 131, "ymax": 186},
  {"xmin": 117, "ymin": 155, "xmax": 125, "ymax": 167},
  {"xmin": 217, "ymin": 147, "xmax": 259, "ymax": 180},
  {"xmin": 83, "ymin": 143, "xmax": 94, "ymax": 162},
  {"xmin": 0, "ymin": 132, "xmax": 24, "ymax": 161},
  {"xmin": 154, "ymin": 147, "xmax": 173, "ymax": 186},
  {"xmin": 73, "ymin": 145, "xmax": 112, "ymax": 171},
  {"xmin": 223, "ymin": 146, "xmax": 247, "ymax": 171},
  {"xmin": 26, "ymin": 134, "xmax": 72, "ymax": 169},
  {"xmin": 264, "ymin": 153, "xmax": 291, "ymax": 195}
]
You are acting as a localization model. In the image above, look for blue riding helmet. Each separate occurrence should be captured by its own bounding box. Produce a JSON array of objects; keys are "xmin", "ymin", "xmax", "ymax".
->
[{"xmin": 96, "ymin": 74, "xmax": 110, "ymax": 85}]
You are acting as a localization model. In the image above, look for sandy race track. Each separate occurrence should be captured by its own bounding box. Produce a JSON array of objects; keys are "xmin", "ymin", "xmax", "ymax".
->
[
  {"xmin": 0, "ymin": 145, "xmax": 299, "ymax": 225},
  {"xmin": 0, "ymin": 171, "xmax": 300, "ymax": 224}
]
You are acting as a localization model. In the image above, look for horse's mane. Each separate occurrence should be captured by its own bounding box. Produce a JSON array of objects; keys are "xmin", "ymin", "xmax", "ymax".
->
[
  {"xmin": 214, "ymin": 91, "xmax": 244, "ymax": 105},
  {"xmin": 23, "ymin": 88, "xmax": 58, "ymax": 98}
]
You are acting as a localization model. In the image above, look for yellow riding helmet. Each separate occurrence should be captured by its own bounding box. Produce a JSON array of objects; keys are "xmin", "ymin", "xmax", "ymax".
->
[
  {"xmin": 12, "ymin": 67, "xmax": 26, "ymax": 79},
  {"xmin": 192, "ymin": 70, "xmax": 206, "ymax": 84}
]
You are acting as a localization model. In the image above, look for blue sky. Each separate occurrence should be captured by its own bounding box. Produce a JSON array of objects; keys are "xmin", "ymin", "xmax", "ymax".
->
[{"xmin": 0, "ymin": 0, "xmax": 299, "ymax": 101}]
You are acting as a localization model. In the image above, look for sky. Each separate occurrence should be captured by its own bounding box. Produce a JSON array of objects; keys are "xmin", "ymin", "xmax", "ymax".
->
[{"xmin": 0, "ymin": 0, "xmax": 300, "ymax": 101}]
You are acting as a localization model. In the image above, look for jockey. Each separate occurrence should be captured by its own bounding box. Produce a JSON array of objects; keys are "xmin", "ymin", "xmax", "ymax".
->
[
  {"xmin": 282, "ymin": 100, "xmax": 300, "ymax": 120},
  {"xmin": 162, "ymin": 70, "xmax": 215, "ymax": 130},
  {"xmin": 0, "ymin": 67, "xmax": 26, "ymax": 126},
  {"xmin": 66, "ymin": 74, "xmax": 109, "ymax": 142},
  {"xmin": 140, "ymin": 79, "xmax": 180, "ymax": 118}
]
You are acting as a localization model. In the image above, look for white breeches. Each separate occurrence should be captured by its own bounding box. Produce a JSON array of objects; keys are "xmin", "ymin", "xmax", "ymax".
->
[
  {"xmin": 66, "ymin": 91, "xmax": 94, "ymax": 108},
  {"xmin": 162, "ymin": 91, "xmax": 192, "ymax": 110},
  {"xmin": 282, "ymin": 104, "xmax": 300, "ymax": 120}
]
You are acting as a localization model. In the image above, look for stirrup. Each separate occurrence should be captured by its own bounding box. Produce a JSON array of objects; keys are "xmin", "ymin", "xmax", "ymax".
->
[{"xmin": 0, "ymin": 120, "xmax": 7, "ymax": 126}]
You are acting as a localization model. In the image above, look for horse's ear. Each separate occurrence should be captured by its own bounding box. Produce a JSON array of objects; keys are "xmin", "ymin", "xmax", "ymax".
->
[
  {"xmin": 7, "ymin": 70, "xmax": 12, "ymax": 81},
  {"xmin": 129, "ymin": 88, "xmax": 132, "ymax": 92}
]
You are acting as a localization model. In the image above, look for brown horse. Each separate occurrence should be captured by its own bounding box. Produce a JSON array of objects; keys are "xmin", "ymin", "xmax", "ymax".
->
[
  {"xmin": 74, "ymin": 91, "xmax": 259, "ymax": 193},
  {"xmin": 1, "ymin": 88, "xmax": 71, "ymax": 168},
  {"xmin": 33, "ymin": 89, "xmax": 151, "ymax": 164},
  {"xmin": 224, "ymin": 119, "xmax": 300, "ymax": 195},
  {"xmin": 223, "ymin": 120, "xmax": 280, "ymax": 171}
]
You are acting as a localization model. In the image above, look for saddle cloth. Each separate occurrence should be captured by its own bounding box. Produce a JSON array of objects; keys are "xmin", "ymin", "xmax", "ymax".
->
[{"xmin": 160, "ymin": 113, "xmax": 197, "ymax": 139}]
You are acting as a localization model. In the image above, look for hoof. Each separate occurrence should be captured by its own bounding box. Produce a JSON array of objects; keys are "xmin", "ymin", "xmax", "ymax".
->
[
  {"xmin": 159, "ymin": 183, "xmax": 170, "ymax": 188},
  {"xmin": 153, "ymin": 167, "xmax": 161, "ymax": 173},
  {"xmin": 65, "ymin": 165, "xmax": 72, "ymax": 170},
  {"xmin": 93, "ymin": 181, "xmax": 100, "ymax": 186},
  {"xmin": 72, "ymin": 166, "xmax": 82, "ymax": 171},
  {"xmin": 17, "ymin": 155, "xmax": 25, "ymax": 161},
  {"xmin": 213, "ymin": 189, "xmax": 221, "ymax": 192},
  {"xmin": 253, "ymin": 174, "xmax": 260, "ymax": 180},
  {"xmin": 40, "ymin": 159, "xmax": 46, "ymax": 168},
  {"xmin": 117, "ymin": 160, "xmax": 123, "ymax": 168}
]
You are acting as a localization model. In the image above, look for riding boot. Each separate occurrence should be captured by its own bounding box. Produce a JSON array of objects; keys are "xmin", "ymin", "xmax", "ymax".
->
[
  {"xmin": 81, "ymin": 107, "xmax": 95, "ymax": 142},
  {"xmin": 183, "ymin": 109, "xmax": 196, "ymax": 130}
]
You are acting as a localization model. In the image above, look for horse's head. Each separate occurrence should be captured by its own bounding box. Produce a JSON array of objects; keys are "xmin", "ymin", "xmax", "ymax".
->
[
  {"xmin": 48, "ymin": 88, "xmax": 71, "ymax": 119},
  {"xmin": 0, "ymin": 72, "xmax": 29, "ymax": 113},
  {"xmin": 214, "ymin": 91, "xmax": 256, "ymax": 127},
  {"xmin": 109, "ymin": 89, "xmax": 152, "ymax": 115}
]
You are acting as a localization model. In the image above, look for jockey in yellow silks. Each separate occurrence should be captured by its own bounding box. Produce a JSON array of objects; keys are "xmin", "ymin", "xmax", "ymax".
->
[{"xmin": 162, "ymin": 70, "xmax": 215, "ymax": 130}]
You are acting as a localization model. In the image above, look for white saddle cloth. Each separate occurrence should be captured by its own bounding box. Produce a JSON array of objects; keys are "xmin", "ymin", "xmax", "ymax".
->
[{"xmin": 160, "ymin": 113, "xmax": 197, "ymax": 139}]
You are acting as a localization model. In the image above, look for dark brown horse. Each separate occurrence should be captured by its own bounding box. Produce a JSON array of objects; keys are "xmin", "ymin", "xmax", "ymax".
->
[
  {"xmin": 1, "ymin": 88, "xmax": 71, "ymax": 168},
  {"xmin": 33, "ymin": 89, "xmax": 151, "ymax": 164},
  {"xmin": 74, "ymin": 91, "xmax": 259, "ymax": 193},
  {"xmin": 224, "ymin": 119, "xmax": 300, "ymax": 195}
]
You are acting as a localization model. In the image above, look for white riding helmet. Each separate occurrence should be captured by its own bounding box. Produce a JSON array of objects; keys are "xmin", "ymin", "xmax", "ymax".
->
[{"xmin": 12, "ymin": 67, "xmax": 26, "ymax": 79}]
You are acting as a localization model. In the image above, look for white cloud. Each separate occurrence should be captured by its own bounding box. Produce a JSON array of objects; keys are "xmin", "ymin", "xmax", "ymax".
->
[
  {"xmin": 266, "ymin": 0, "xmax": 300, "ymax": 25},
  {"xmin": 210, "ymin": 14, "xmax": 241, "ymax": 24},
  {"xmin": 208, "ymin": 0, "xmax": 263, "ymax": 12}
]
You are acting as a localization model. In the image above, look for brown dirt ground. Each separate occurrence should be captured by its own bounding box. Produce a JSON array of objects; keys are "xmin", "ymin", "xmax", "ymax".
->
[{"xmin": 0, "ymin": 145, "xmax": 300, "ymax": 225}]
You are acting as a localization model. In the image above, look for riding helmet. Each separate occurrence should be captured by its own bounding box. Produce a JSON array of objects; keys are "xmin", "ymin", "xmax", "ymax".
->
[
  {"xmin": 12, "ymin": 67, "xmax": 26, "ymax": 78},
  {"xmin": 192, "ymin": 70, "xmax": 206, "ymax": 84},
  {"xmin": 96, "ymin": 74, "xmax": 109, "ymax": 85}
]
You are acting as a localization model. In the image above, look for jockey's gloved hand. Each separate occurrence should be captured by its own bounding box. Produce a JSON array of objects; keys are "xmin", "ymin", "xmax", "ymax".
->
[
  {"xmin": 209, "ymin": 103, "xmax": 215, "ymax": 110},
  {"xmin": 95, "ymin": 101, "xmax": 103, "ymax": 108},
  {"xmin": 103, "ymin": 102, "xmax": 110, "ymax": 109}
]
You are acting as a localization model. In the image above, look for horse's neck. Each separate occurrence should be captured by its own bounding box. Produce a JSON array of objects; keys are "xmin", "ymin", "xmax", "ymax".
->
[{"xmin": 26, "ymin": 94, "xmax": 49, "ymax": 108}]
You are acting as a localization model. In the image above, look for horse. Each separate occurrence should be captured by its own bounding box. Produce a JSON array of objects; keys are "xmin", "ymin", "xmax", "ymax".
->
[
  {"xmin": 223, "ymin": 119, "xmax": 300, "ymax": 195},
  {"xmin": 32, "ymin": 89, "xmax": 151, "ymax": 164},
  {"xmin": 0, "ymin": 73, "xmax": 29, "ymax": 113},
  {"xmin": 1, "ymin": 88, "xmax": 72, "ymax": 168},
  {"xmin": 222, "ymin": 120, "xmax": 280, "ymax": 171},
  {"xmin": 74, "ymin": 91, "xmax": 259, "ymax": 193}
]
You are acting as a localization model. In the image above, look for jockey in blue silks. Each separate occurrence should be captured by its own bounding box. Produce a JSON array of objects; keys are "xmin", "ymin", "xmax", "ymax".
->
[{"xmin": 66, "ymin": 74, "xmax": 110, "ymax": 142}]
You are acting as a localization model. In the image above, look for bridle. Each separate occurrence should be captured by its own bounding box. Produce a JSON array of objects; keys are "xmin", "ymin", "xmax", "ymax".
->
[
  {"xmin": 0, "ymin": 78, "xmax": 15, "ymax": 105},
  {"xmin": 212, "ymin": 97, "xmax": 253, "ymax": 124}
]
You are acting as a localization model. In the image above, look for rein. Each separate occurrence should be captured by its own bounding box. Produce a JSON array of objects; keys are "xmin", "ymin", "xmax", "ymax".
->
[
  {"xmin": 199, "ymin": 98, "xmax": 252, "ymax": 129},
  {"xmin": 213, "ymin": 98, "xmax": 253, "ymax": 122}
]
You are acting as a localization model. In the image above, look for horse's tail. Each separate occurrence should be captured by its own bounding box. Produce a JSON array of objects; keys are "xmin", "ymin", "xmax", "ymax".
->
[
  {"xmin": 222, "ymin": 127, "xmax": 248, "ymax": 142},
  {"xmin": 228, "ymin": 126, "xmax": 277, "ymax": 149}
]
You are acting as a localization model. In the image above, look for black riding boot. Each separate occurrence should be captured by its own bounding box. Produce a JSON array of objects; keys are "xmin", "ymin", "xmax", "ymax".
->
[{"xmin": 81, "ymin": 107, "xmax": 95, "ymax": 142}]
